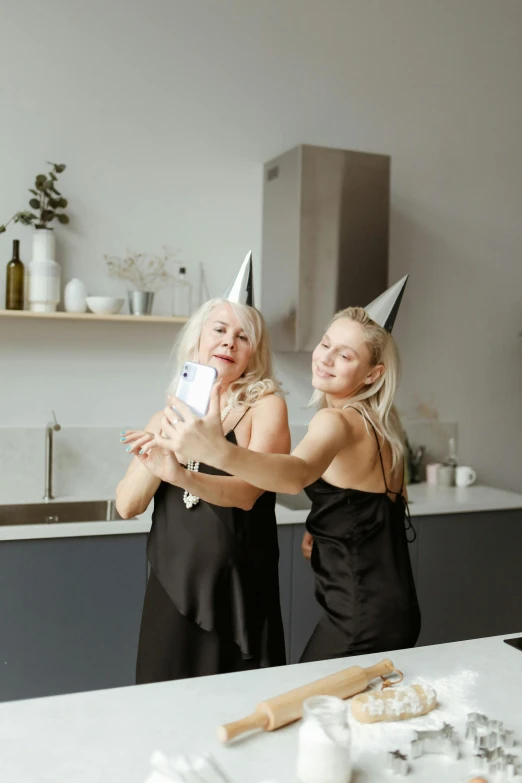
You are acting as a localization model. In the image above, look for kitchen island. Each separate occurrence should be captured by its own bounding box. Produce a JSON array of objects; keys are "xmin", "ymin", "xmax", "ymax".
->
[
  {"xmin": 1, "ymin": 484, "xmax": 521, "ymax": 702},
  {"xmin": 0, "ymin": 633, "xmax": 521, "ymax": 783}
]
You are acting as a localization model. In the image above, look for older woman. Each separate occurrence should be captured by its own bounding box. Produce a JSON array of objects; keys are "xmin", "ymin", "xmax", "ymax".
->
[
  {"xmin": 137, "ymin": 278, "xmax": 421, "ymax": 663},
  {"xmin": 118, "ymin": 263, "xmax": 290, "ymax": 682}
]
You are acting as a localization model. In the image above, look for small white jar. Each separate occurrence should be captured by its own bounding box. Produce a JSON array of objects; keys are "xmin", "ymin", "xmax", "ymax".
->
[
  {"xmin": 296, "ymin": 696, "xmax": 352, "ymax": 783},
  {"xmin": 64, "ymin": 278, "xmax": 88, "ymax": 313}
]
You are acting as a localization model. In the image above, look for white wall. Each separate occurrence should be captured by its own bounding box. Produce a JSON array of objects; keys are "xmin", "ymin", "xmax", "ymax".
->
[{"xmin": 1, "ymin": 1, "xmax": 521, "ymax": 488}]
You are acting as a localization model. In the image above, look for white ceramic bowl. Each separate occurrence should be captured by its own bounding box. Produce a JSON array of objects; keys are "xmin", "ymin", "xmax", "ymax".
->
[{"xmin": 86, "ymin": 296, "xmax": 125, "ymax": 315}]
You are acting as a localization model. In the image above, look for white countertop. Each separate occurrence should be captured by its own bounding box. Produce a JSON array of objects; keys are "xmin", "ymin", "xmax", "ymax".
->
[
  {"xmin": 1, "ymin": 633, "xmax": 521, "ymax": 782},
  {"xmin": 407, "ymin": 481, "xmax": 522, "ymax": 516},
  {"xmin": 1, "ymin": 483, "xmax": 521, "ymax": 541}
]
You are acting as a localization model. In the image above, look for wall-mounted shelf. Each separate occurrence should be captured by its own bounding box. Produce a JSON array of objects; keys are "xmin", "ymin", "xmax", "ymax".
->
[{"xmin": 0, "ymin": 309, "xmax": 189, "ymax": 325}]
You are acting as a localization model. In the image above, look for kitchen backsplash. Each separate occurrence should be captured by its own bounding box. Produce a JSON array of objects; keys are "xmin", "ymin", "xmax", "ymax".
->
[
  {"xmin": 403, "ymin": 420, "xmax": 459, "ymax": 475},
  {"xmin": 0, "ymin": 424, "xmax": 311, "ymax": 502},
  {"xmin": 0, "ymin": 427, "xmax": 135, "ymax": 501},
  {"xmin": 0, "ymin": 420, "xmax": 456, "ymax": 501}
]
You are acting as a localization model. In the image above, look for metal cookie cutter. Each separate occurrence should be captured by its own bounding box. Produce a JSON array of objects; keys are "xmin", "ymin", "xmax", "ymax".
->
[
  {"xmin": 386, "ymin": 750, "xmax": 409, "ymax": 776},
  {"xmin": 474, "ymin": 746, "xmax": 521, "ymax": 780},
  {"xmin": 466, "ymin": 712, "xmax": 515, "ymax": 750},
  {"xmin": 410, "ymin": 723, "xmax": 460, "ymax": 761}
]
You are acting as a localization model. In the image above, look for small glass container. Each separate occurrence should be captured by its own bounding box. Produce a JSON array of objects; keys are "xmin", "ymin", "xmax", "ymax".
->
[{"xmin": 297, "ymin": 695, "xmax": 352, "ymax": 783}]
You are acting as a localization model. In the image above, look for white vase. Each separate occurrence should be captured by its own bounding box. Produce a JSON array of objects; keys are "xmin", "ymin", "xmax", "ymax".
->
[
  {"xmin": 64, "ymin": 278, "xmax": 88, "ymax": 313},
  {"xmin": 27, "ymin": 228, "xmax": 60, "ymax": 312}
]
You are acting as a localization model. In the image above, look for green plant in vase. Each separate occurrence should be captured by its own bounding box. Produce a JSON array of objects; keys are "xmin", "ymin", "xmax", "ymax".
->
[
  {"xmin": 0, "ymin": 162, "xmax": 70, "ymax": 313},
  {"xmin": 0, "ymin": 162, "xmax": 70, "ymax": 232}
]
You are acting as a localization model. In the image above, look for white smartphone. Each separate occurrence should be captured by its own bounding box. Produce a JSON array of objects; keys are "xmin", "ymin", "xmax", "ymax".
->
[{"xmin": 174, "ymin": 361, "xmax": 218, "ymax": 418}]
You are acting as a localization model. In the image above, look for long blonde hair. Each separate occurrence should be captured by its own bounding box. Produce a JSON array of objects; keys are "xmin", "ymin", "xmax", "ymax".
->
[
  {"xmin": 309, "ymin": 306, "xmax": 405, "ymax": 471},
  {"xmin": 167, "ymin": 298, "xmax": 283, "ymax": 409}
]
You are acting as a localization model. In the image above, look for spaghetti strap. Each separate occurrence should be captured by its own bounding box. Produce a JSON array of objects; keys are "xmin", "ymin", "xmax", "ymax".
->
[
  {"xmin": 343, "ymin": 404, "xmax": 391, "ymax": 493},
  {"xmin": 342, "ymin": 405, "xmax": 415, "ymax": 541},
  {"xmin": 226, "ymin": 406, "xmax": 250, "ymax": 434}
]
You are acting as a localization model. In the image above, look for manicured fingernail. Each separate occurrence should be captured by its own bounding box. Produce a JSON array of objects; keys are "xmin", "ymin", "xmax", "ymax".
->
[
  {"xmin": 139, "ymin": 449, "xmax": 143, "ymax": 454},
  {"xmin": 120, "ymin": 431, "xmax": 126, "ymax": 435},
  {"xmin": 120, "ymin": 437, "xmax": 126, "ymax": 442},
  {"xmin": 126, "ymin": 446, "xmax": 132, "ymax": 452}
]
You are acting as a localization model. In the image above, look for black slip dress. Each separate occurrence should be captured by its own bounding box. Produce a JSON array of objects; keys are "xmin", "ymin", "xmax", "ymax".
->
[
  {"xmin": 136, "ymin": 411, "xmax": 286, "ymax": 682},
  {"xmin": 300, "ymin": 410, "xmax": 421, "ymax": 663}
]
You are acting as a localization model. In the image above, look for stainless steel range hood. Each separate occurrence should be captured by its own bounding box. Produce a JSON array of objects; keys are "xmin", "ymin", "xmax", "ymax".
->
[{"xmin": 260, "ymin": 144, "xmax": 390, "ymax": 352}]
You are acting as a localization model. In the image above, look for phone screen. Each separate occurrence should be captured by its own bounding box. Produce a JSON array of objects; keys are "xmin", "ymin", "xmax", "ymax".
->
[{"xmin": 504, "ymin": 636, "xmax": 522, "ymax": 652}]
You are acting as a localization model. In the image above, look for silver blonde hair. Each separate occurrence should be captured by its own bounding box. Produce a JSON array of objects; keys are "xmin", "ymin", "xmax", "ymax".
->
[
  {"xmin": 167, "ymin": 298, "xmax": 283, "ymax": 409},
  {"xmin": 309, "ymin": 306, "xmax": 405, "ymax": 471}
]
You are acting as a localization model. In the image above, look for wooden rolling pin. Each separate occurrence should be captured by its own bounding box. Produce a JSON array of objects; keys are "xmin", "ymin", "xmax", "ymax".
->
[{"xmin": 217, "ymin": 658, "xmax": 395, "ymax": 742}]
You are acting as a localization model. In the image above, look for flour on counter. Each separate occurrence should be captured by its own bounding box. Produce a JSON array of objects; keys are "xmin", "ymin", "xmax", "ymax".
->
[{"xmin": 349, "ymin": 669, "xmax": 481, "ymax": 759}]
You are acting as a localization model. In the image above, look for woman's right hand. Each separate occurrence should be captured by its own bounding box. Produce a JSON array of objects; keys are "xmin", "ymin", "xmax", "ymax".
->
[{"xmin": 301, "ymin": 531, "xmax": 314, "ymax": 560}]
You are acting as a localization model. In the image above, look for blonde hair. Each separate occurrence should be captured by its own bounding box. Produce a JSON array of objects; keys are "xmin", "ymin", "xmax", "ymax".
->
[
  {"xmin": 167, "ymin": 298, "xmax": 283, "ymax": 409},
  {"xmin": 309, "ymin": 306, "xmax": 405, "ymax": 471}
]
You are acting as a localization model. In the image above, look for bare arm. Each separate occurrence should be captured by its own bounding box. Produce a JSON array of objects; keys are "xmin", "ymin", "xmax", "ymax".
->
[
  {"xmin": 215, "ymin": 409, "xmax": 350, "ymax": 493},
  {"xmin": 116, "ymin": 412, "xmax": 163, "ymax": 519},
  {"xmin": 157, "ymin": 405, "xmax": 350, "ymax": 495},
  {"xmin": 175, "ymin": 395, "xmax": 290, "ymax": 510}
]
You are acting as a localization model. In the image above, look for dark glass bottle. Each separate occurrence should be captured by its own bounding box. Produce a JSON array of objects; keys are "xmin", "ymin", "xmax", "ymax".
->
[{"xmin": 5, "ymin": 239, "xmax": 24, "ymax": 310}]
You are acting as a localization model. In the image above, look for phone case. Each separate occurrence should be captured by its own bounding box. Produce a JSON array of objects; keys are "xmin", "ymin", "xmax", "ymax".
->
[{"xmin": 174, "ymin": 362, "xmax": 218, "ymax": 418}]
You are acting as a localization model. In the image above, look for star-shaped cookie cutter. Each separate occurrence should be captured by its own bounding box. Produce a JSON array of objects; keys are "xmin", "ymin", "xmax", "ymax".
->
[
  {"xmin": 410, "ymin": 723, "xmax": 460, "ymax": 761},
  {"xmin": 473, "ymin": 745, "xmax": 521, "ymax": 780},
  {"xmin": 466, "ymin": 712, "xmax": 515, "ymax": 751},
  {"xmin": 386, "ymin": 750, "xmax": 409, "ymax": 776}
]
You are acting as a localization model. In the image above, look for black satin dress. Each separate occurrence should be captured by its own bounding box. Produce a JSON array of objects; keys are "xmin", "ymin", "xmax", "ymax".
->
[
  {"xmin": 300, "ymin": 417, "xmax": 421, "ymax": 663},
  {"xmin": 136, "ymin": 422, "xmax": 286, "ymax": 683}
]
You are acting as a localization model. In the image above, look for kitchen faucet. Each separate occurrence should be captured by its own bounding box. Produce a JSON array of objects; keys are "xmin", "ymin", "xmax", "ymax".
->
[{"xmin": 43, "ymin": 411, "xmax": 61, "ymax": 501}]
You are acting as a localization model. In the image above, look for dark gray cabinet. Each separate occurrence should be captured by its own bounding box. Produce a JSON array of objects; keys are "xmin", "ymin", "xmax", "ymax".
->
[
  {"xmin": 289, "ymin": 524, "xmax": 322, "ymax": 663},
  {"xmin": 0, "ymin": 534, "xmax": 148, "ymax": 702},
  {"xmin": 414, "ymin": 510, "xmax": 522, "ymax": 647},
  {"xmin": 277, "ymin": 524, "xmax": 323, "ymax": 664},
  {"xmin": 1, "ymin": 509, "xmax": 521, "ymax": 703}
]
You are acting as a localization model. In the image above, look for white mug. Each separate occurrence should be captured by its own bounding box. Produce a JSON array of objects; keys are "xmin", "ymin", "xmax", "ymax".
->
[
  {"xmin": 437, "ymin": 465, "xmax": 455, "ymax": 487},
  {"xmin": 456, "ymin": 465, "xmax": 476, "ymax": 487}
]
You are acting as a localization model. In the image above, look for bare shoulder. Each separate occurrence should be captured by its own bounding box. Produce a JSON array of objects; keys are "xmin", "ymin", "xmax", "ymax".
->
[
  {"xmin": 340, "ymin": 405, "xmax": 372, "ymax": 440},
  {"xmin": 309, "ymin": 407, "xmax": 353, "ymax": 436},
  {"xmin": 246, "ymin": 393, "xmax": 290, "ymax": 452},
  {"xmin": 250, "ymin": 393, "xmax": 288, "ymax": 421}
]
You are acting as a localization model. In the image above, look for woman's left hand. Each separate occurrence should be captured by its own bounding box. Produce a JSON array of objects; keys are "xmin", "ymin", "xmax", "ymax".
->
[
  {"xmin": 145, "ymin": 384, "xmax": 228, "ymax": 467},
  {"xmin": 122, "ymin": 428, "xmax": 183, "ymax": 485}
]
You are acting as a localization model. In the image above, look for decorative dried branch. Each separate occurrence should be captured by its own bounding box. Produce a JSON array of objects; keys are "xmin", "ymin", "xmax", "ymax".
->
[{"xmin": 105, "ymin": 246, "xmax": 180, "ymax": 292}]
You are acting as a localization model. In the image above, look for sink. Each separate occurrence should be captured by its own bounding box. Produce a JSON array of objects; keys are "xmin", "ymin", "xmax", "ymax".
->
[
  {"xmin": 276, "ymin": 491, "xmax": 312, "ymax": 512},
  {"xmin": 0, "ymin": 500, "xmax": 122, "ymax": 526}
]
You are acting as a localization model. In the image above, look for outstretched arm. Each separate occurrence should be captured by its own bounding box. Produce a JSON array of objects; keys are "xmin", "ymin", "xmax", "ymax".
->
[
  {"xmin": 163, "ymin": 395, "xmax": 290, "ymax": 509},
  {"xmin": 145, "ymin": 385, "xmax": 351, "ymax": 495},
  {"xmin": 215, "ymin": 408, "xmax": 350, "ymax": 493}
]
